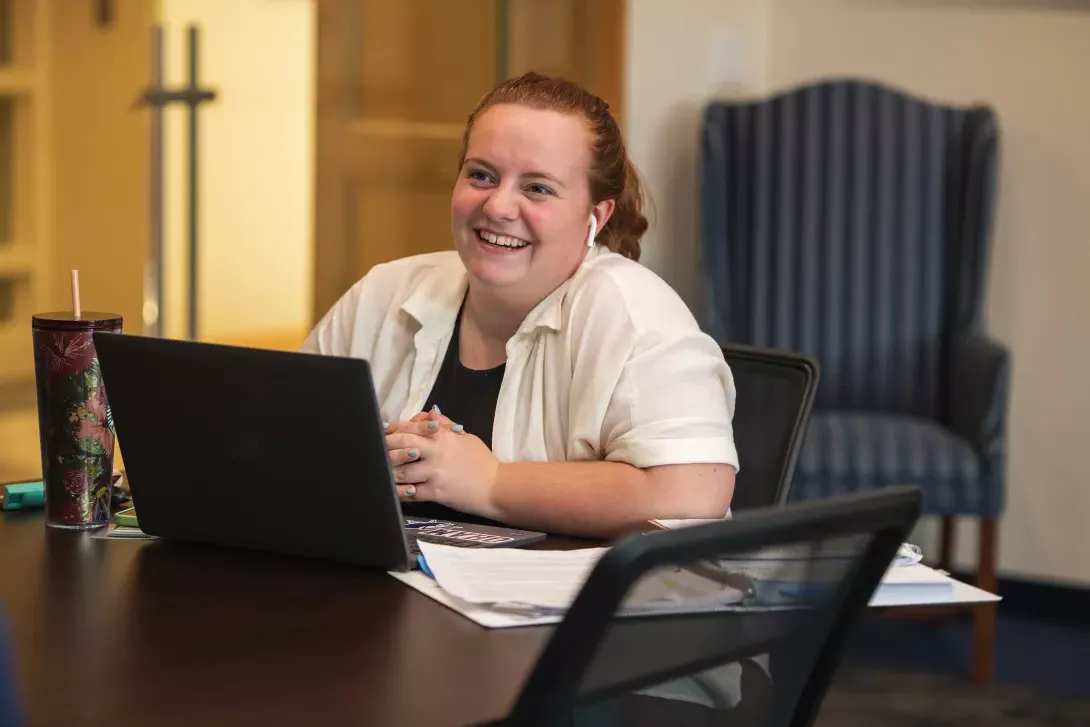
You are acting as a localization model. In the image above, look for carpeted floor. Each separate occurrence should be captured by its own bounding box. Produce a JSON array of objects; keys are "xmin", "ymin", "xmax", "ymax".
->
[
  {"xmin": 813, "ymin": 615, "xmax": 1090, "ymax": 726},
  {"xmin": 818, "ymin": 667, "xmax": 1090, "ymax": 726}
]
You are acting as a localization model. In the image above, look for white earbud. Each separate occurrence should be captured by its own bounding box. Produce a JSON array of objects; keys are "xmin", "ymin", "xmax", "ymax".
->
[{"xmin": 586, "ymin": 213, "xmax": 598, "ymax": 248}]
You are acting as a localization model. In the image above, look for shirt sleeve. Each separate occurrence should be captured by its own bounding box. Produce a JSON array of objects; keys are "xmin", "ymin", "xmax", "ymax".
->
[
  {"xmin": 602, "ymin": 326, "xmax": 739, "ymax": 470},
  {"xmin": 299, "ymin": 278, "xmax": 366, "ymax": 356},
  {"xmin": 568, "ymin": 268, "xmax": 739, "ymax": 471}
]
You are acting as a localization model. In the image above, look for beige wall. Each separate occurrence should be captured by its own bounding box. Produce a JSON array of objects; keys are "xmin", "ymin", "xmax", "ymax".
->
[
  {"xmin": 626, "ymin": 0, "xmax": 1090, "ymax": 585},
  {"xmin": 158, "ymin": 0, "xmax": 314, "ymax": 342},
  {"xmin": 625, "ymin": 0, "xmax": 770, "ymax": 310}
]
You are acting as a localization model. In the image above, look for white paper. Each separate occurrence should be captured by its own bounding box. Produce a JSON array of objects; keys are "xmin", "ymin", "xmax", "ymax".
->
[
  {"xmin": 880, "ymin": 563, "xmax": 949, "ymax": 585},
  {"xmin": 389, "ymin": 570, "xmax": 566, "ymax": 628},
  {"xmin": 870, "ymin": 571, "xmax": 1000, "ymax": 608},
  {"xmin": 876, "ymin": 563, "xmax": 955, "ymax": 601},
  {"xmin": 417, "ymin": 541, "xmax": 748, "ymax": 616},
  {"xmin": 417, "ymin": 542, "xmax": 607, "ymax": 610},
  {"xmin": 391, "ymin": 562, "xmax": 1000, "ymax": 630},
  {"xmin": 649, "ymin": 519, "xmax": 925, "ymax": 568},
  {"xmin": 649, "ymin": 518, "xmax": 727, "ymax": 530}
]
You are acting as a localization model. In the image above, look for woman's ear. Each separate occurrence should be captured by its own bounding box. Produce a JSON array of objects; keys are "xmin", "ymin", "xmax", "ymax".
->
[
  {"xmin": 593, "ymin": 198, "xmax": 616, "ymax": 232},
  {"xmin": 587, "ymin": 199, "xmax": 616, "ymax": 247}
]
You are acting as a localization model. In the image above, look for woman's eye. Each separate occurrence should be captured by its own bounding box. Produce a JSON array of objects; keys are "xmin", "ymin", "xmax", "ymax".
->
[
  {"xmin": 467, "ymin": 168, "xmax": 493, "ymax": 183},
  {"xmin": 527, "ymin": 184, "xmax": 554, "ymax": 196}
]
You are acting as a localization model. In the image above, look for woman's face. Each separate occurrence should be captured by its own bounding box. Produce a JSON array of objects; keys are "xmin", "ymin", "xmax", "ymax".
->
[{"xmin": 451, "ymin": 104, "xmax": 610, "ymax": 302}]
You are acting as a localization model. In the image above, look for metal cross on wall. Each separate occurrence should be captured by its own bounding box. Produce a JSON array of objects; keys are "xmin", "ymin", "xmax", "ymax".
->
[{"xmin": 137, "ymin": 25, "xmax": 219, "ymax": 341}]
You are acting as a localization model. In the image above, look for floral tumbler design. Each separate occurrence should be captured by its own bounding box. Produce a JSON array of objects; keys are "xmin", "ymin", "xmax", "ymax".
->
[{"xmin": 32, "ymin": 313, "xmax": 122, "ymax": 529}]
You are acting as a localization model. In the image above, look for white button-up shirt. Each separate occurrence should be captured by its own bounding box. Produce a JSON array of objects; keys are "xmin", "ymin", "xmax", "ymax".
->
[{"xmin": 300, "ymin": 246, "xmax": 739, "ymax": 472}]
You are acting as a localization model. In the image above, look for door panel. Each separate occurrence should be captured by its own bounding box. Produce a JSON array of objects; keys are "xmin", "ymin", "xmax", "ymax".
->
[
  {"xmin": 344, "ymin": 124, "xmax": 466, "ymax": 278},
  {"xmin": 50, "ymin": 1, "xmax": 152, "ymax": 335},
  {"xmin": 313, "ymin": 0, "xmax": 623, "ymax": 320},
  {"xmin": 314, "ymin": 0, "xmax": 497, "ymax": 318},
  {"xmin": 508, "ymin": 0, "xmax": 592, "ymax": 85},
  {"xmin": 0, "ymin": 0, "xmax": 152, "ymax": 481},
  {"xmin": 354, "ymin": 1, "xmax": 497, "ymax": 124}
]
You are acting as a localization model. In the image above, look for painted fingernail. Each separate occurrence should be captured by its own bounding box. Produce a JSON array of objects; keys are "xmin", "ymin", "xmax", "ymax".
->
[
  {"xmin": 431, "ymin": 405, "xmax": 441, "ymax": 415},
  {"xmin": 408, "ymin": 449, "xmax": 418, "ymax": 459},
  {"xmin": 382, "ymin": 421, "xmax": 389, "ymax": 429},
  {"xmin": 405, "ymin": 486, "xmax": 416, "ymax": 497},
  {"xmin": 427, "ymin": 420, "xmax": 438, "ymax": 430},
  {"xmin": 452, "ymin": 424, "xmax": 464, "ymax": 433}
]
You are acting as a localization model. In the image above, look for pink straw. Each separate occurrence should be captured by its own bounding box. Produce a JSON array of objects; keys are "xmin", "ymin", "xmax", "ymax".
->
[{"xmin": 70, "ymin": 270, "xmax": 81, "ymax": 319}]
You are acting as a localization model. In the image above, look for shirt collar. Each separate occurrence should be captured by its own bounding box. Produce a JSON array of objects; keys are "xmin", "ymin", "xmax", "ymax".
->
[{"xmin": 399, "ymin": 245, "xmax": 608, "ymax": 340}]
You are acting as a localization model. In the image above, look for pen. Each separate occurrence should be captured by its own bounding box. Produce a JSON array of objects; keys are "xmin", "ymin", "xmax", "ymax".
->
[{"xmin": 683, "ymin": 561, "xmax": 758, "ymax": 599}]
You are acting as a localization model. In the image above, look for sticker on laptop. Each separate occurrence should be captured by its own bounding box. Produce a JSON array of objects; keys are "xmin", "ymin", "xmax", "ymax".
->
[{"xmin": 414, "ymin": 525, "xmax": 516, "ymax": 545}]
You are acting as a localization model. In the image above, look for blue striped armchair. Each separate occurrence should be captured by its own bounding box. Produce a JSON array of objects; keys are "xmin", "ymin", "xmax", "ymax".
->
[{"xmin": 701, "ymin": 78, "xmax": 1010, "ymax": 683}]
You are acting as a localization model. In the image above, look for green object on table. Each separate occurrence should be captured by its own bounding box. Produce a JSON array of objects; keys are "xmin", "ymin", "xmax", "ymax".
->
[
  {"xmin": 2, "ymin": 481, "xmax": 45, "ymax": 510},
  {"xmin": 113, "ymin": 507, "xmax": 138, "ymax": 527}
]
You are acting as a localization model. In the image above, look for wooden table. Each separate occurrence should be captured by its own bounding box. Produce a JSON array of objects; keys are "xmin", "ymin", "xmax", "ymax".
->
[
  {"xmin": 2, "ymin": 510, "xmax": 808, "ymax": 726},
  {"xmin": 0, "ymin": 510, "xmax": 563, "ymax": 726}
]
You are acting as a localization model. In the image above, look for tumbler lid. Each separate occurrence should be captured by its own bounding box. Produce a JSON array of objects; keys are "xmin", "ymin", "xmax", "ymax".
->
[{"xmin": 32, "ymin": 312, "xmax": 123, "ymax": 331}]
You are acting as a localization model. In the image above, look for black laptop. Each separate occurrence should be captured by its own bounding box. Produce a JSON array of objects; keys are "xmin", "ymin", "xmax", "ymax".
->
[{"xmin": 93, "ymin": 333, "xmax": 545, "ymax": 572}]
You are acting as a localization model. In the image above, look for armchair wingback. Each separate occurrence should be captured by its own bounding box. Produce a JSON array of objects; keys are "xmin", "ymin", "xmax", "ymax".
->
[{"xmin": 701, "ymin": 79, "xmax": 1009, "ymax": 683}]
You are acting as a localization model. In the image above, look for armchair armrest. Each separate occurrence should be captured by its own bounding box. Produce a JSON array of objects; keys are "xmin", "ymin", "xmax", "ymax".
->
[{"xmin": 949, "ymin": 333, "xmax": 1011, "ymax": 461}]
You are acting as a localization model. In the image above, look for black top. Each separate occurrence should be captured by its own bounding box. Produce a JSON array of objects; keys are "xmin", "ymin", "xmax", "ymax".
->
[
  {"xmin": 402, "ymin": 306, "xmax": 507, "ymax": 527},
  {"xmin": 421, "ymin": 306, "xmax": 505, "ymax": 451}
]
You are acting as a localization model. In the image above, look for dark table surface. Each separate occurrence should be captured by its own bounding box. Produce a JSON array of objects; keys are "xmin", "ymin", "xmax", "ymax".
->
[
  {"xmin": 0, "ymin": 510, "xmax": 579, "ymax": 727},
  {"xmin": 1, "ymin": 510, "xmax": 808, "ymax": 726}
]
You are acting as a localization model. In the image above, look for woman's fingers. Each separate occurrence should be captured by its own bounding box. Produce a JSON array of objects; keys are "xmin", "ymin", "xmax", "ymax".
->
[
  {"xmin": 384, "ymin": 432, "xmax": 431, "ymax": 452},
  {"xmin": 386, "ymin": 407, "xmax": 466, "ymax": 438},
  {"xmin": 397, "ymin": 482, "xmax": 434, "ymax": 501},
  {"xmin": 409, "ymin": 406, "xmax": 463, "ymax": 434},
  {"xmin": 387, "ymin": 418, "xmax": 444, "ymax": 436},
  {"xmin": 387, "ymin": 446, "xmax": 423, "ymax": 467},
  {"xmin": 392, "ymin": 460, "xmax": 428, "ymax": 484},
  {"xmin": 388, "ymin": 420, "xmax": 457, "ymax": 440}
]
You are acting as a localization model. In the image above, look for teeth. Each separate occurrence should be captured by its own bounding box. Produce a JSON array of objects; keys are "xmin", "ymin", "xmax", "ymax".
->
[{"xmin": 479, "ymin": 230, "xmax": 530, "ymax": 249}]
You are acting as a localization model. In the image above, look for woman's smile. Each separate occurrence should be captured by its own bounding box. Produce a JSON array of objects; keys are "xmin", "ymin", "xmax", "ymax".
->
[{"xmin": 475, "ymin": 228, "xmax": 532, "ymax": 252}]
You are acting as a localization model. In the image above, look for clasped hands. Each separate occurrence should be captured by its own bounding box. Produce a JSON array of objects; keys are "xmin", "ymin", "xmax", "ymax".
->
[{"xmin": 384, "ymin": 406, "xmax": 500, "ymax": 518}]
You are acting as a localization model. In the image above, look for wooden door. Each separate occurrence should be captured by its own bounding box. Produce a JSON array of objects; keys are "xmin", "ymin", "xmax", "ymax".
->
[
  {"xmin": 0, "ymin": 0, "xmax": 151, "ymax": 481},
  {"xmin": 49, "ymin": 1, "xmax": 152, "ymax": 337},
  {"xmin": 312, "ymin": 0, "xmax": 624, "ymax": 320}
]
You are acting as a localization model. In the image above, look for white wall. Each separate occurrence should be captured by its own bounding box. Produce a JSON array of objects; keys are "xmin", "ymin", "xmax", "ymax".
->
[
  {"xmin": 158, "ymin": 0, "xmax": 314, "ymax": 342},
  {"xmin": 626, "ymin": 0, "xmax": 1090, "ymax": 585}
]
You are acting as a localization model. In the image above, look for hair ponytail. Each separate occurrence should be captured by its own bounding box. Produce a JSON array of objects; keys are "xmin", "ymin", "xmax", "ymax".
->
[{"xmin": 597, "ymin": 159, "xmax": 649, "ymax": 261}]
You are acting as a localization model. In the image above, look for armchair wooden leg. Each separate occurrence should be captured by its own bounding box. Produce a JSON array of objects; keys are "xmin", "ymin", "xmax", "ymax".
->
[
  {"xmin": 972, "ymin": 516, "xmax": 999, "ymax": 684},
  {"xmin": 939, "ymin": 516, "xmax": 956, "ymax": 572}
]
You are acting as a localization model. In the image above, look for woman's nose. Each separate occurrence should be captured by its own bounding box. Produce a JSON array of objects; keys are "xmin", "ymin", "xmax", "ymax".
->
[{"xmin": 482, "ymin": 187, "xmax": 519, "ymax": 221}]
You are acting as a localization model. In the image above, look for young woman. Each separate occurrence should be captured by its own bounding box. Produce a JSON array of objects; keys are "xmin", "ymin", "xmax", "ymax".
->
[{"xmin": 301, "ymin": 72, "xmax": 738, "ymax": 538}]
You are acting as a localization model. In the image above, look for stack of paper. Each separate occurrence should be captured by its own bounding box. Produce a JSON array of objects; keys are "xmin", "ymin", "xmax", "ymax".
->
[
  {"xmin": 874, "ymin": 563, "xmax": 956, "ymax": 601},
  {"xmin": 395, "ymin": 542, "xmax": 996, "ymax": 629},
  {"xmin": 649, "ymin": 518, "xmax": 728, "ymax": 530},
  {"xmin": 416, "ymin": 541, "xmax": 748, "ymax": 617},
  {"xmin": 648, "ymin": 519, "xmax": 925, "ymax": 567}
]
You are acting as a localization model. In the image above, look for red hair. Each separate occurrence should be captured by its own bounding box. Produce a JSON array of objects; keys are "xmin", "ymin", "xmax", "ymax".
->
[{"xmin": 458, "ymin": 72, "xmax": 649, "ymax": 261}]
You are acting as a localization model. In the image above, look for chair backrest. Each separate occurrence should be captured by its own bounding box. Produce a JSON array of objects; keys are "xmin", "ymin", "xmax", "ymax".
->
[
  {"xmin": 701, "ymin": 77, "xmax": 999, "ymax": 419},
  {"xmin": 496, "ymin": 486, "xmax": 923, "ymax": 727},
  {"xmin": 723, "ymin": 343, "xmax": 819, "ymax": 510}
]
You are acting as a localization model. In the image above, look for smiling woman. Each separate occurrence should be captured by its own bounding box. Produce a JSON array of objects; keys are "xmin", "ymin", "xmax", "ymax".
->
[{"xmin": 300, "ymin": 72, "xmax": 738, "ymax": 539}]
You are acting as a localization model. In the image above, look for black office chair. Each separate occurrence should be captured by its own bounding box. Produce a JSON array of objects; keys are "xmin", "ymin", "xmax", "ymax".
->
[
  {"xmin": 485, "ymin": 486, "xmax": 922, "ymax": 727},
  {"xmin": 722, "ymin": 343, "xmax": 819, "ymax": 510}
]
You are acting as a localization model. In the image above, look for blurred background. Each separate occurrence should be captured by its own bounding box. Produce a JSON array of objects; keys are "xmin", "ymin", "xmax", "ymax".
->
[{"xmin": 0, "ymin": 0, "xmax": 1088, "ymax": 720}]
